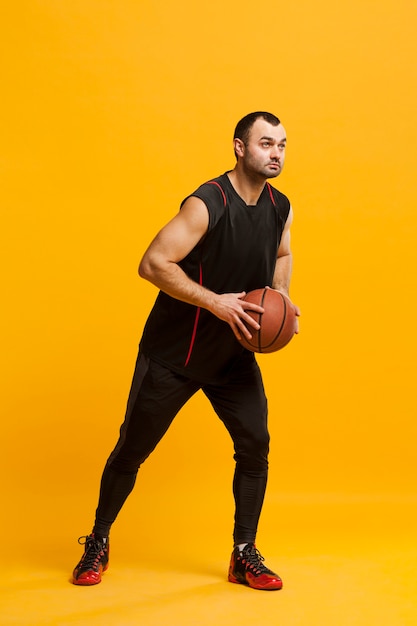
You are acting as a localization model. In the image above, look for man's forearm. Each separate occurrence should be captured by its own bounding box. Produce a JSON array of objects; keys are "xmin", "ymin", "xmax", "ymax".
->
[
  {"xmin": 140, "ymin": 259, "xmax": 217, "ymax": 310},
  {"xmin": 272, "ymin": 253, "xmax": 293, "ymax": 296}
]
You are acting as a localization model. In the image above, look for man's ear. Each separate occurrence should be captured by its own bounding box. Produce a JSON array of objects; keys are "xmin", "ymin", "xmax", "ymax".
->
[{"xmin": 233, "ymin": 138, "xmax": 245, "ymax": 158}]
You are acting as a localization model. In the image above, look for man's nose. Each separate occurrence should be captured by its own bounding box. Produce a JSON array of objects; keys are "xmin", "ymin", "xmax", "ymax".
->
[{"xmin": 270, "ymin": 145, "xmax": 280, "ymax": 160}]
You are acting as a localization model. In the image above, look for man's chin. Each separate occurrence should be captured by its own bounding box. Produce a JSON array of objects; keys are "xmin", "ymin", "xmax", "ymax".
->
[{"xmin": 265, "ymin": 167, "xmax": 280, "ymax": 179}]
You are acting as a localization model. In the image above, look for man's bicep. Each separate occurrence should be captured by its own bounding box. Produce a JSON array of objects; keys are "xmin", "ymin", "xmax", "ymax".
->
[{"xmin": 144, "ymin": 196, "xmax": 209, "ymax": 264}]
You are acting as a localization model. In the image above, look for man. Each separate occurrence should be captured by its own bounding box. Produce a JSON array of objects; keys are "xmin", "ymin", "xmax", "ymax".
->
[{"xmin": 72, "ymin": 111, "xmax": 299, "ymax": 591}]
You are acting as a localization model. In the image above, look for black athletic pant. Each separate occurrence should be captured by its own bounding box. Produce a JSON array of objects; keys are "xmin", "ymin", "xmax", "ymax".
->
[{"xmin": 93, "ymin": 352, "xmax": 269, "ymax": 544}]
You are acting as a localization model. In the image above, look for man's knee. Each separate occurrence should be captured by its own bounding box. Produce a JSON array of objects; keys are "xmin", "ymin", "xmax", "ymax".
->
[{"xmin": 234, "ymin": 430, "xmax": 270, "ymax": 472}]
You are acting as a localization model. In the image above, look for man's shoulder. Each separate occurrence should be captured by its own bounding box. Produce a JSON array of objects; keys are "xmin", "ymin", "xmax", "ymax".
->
[
  {"xmin": 265, "ymin": 183, "xmax": 291, "ymax": 222},
  {"xmin": 182, "ymin": 173, "xmax": 228, "ymax": 208},
  {"xmin": 266, "ymin": 182, "xmax": 290, "ymax": 205}
]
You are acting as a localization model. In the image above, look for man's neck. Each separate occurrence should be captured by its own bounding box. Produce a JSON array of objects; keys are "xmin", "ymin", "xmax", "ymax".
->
[{"xmin": 227, "ymin": 169, "xmax": 266, "ymax": 206}]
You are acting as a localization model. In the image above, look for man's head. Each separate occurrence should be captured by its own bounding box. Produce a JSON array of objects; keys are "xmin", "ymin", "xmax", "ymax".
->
[
  {"xmin": 234, "ymin": 112, "xmax": 281, "ymax": 150},
  {"xmin": 233, "ymin": 112, "xmax": 286, "ymax": 180}
]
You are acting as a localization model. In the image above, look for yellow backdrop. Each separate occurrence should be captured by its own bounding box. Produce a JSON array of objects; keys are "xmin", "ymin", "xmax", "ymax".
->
[{"xmin": 2, "ymin": 0, "xmax": 416, "ymax": 582}]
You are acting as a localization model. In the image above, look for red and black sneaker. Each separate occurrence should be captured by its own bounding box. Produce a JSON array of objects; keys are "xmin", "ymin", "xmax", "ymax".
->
[
  {"xmin": 72, "ymin": 534, "xmax": 109, "ymax": 586},
  {"xmin": 228, "ymin": 543, "xmax": 283, "ymax": 591}
]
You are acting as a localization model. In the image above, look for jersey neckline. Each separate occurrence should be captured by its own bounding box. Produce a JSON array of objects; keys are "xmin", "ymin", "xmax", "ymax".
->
[{"xmin": 223, "ymin": 171, "xmax": 269, "ymax": 208}]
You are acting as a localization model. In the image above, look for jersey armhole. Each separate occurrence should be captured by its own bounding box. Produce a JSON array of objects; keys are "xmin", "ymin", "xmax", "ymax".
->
[{"xmin": 181, "ymin": 179, "xmax": 227, "ymax": 233}]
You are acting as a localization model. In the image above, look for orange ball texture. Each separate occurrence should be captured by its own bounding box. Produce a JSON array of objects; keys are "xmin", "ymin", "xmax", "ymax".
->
[{"xmin": 240, "ymin": 288, "xmax": 297, "ymax": 353}]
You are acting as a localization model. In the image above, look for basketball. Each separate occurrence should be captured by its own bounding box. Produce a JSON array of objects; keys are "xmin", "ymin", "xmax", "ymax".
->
[{"xmin": 240, "ymin": 288, "xmax": 297, "ymax": 353}]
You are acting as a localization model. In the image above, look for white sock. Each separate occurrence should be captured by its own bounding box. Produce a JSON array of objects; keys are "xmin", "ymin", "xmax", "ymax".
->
[{"xmin": 236, "ymin": 543, "xmax": 249, "ymax": 553}]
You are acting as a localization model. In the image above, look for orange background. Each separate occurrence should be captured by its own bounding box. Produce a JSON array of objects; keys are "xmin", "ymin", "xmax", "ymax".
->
[{"xmin": 2, "ymin": 1, "xmax": 416, "ymax": 624}]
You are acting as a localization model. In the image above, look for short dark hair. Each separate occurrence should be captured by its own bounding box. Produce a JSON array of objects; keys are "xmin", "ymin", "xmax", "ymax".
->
[{"xmin": 234, "ymin": 111, "xmax": 281, "ymax": 146}]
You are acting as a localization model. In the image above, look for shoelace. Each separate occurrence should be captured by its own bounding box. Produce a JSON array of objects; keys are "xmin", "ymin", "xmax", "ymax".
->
[
  {"xmin": 77, "ymin": 535, "xmax": 106, "ymax": 571},
  {"xmin": 241, "ymin": 545, "xmax": 271, "ymax": 575}
]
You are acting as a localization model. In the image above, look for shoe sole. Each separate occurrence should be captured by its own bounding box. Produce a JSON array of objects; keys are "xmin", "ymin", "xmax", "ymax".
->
[
  {"xmin": 228, "ymin": 573, "xmax": 283, "ymax": 591},
  {"xmin": 72, "ymin": 564, "xmax": 109, "ymax": 586}
]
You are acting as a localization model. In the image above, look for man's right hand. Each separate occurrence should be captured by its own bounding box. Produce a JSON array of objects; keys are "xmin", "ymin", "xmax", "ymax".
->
[{"xmin": 208, "ymin": 292, "xmax": 264, "ymax": 341}]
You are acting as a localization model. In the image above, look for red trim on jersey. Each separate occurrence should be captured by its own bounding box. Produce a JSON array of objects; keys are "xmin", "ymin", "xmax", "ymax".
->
[
  {"xmin": 185, "ymin": 180, "xmax": 225, "ymax": 367},
  {"xmin": 207, "ymin": 181, "xmax": 227, "ymax": 207},
  {"xmin": 184, "ymin": 262, "xmax": 203, "ymax": 367},
  {"xmin": 266, "ymin": 183, "xmax": 276, "ymax": 206}
]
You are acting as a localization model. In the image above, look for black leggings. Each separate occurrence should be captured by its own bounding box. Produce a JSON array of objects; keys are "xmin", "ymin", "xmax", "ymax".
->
[{"xmin": 94, "ymin": 352, "xmax": 269, "ymax": 544}]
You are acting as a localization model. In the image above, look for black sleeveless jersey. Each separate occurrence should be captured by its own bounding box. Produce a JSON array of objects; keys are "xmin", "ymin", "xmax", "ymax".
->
[{"xmin": 139, "ymin": 172, "xmax": 291, "ymax": 383}]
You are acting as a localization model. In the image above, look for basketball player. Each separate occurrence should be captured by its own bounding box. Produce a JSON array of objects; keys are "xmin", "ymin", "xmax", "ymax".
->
[{"xmin": 72, "ymin": 112, "xmax": 300, "ymax": 590}]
